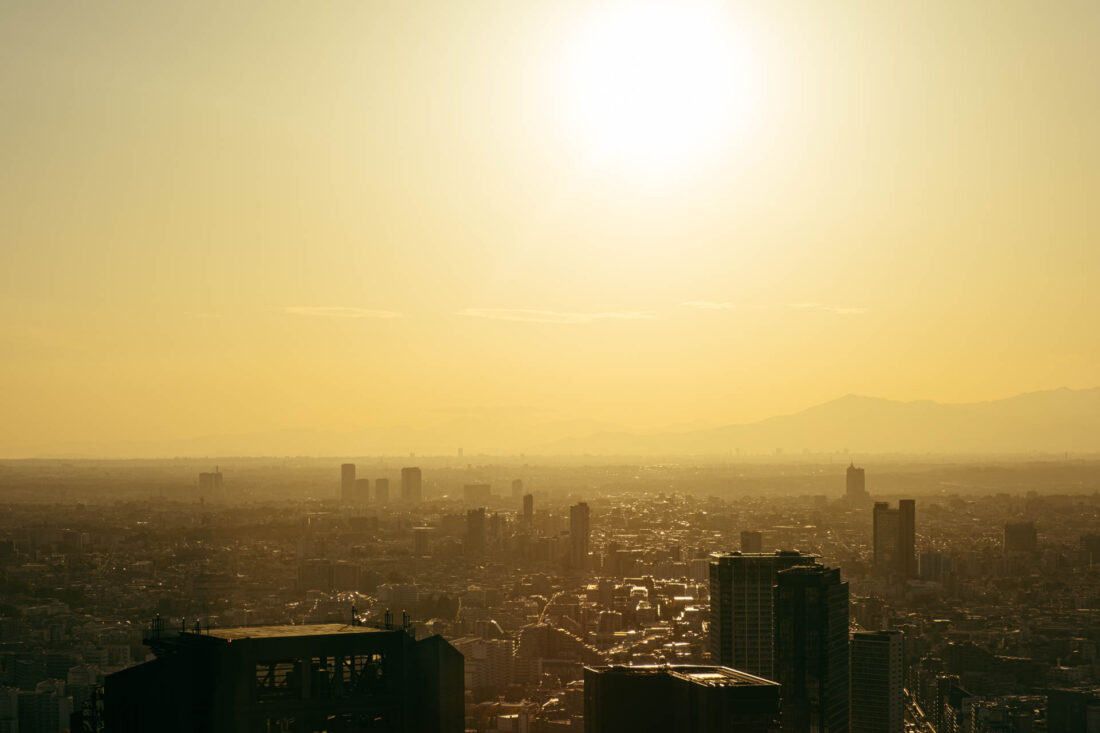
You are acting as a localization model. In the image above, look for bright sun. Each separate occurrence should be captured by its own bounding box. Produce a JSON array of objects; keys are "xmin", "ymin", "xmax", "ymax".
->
[{"xmin": 558, "ymin": 2, "xmax": 753, "ymax": 173}]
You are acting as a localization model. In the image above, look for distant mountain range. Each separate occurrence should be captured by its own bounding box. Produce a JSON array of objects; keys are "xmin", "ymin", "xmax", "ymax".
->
[
  {"xmin": 9, "ymin": 387, "xmax": 1099, "ymax": 459},
  {"xmin": 535, "ymin": 387, "xmax": 1100, "ymax": 455}
]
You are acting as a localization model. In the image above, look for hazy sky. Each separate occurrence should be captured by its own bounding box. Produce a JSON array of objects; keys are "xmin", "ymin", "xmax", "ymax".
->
[{"xmin": 2, "ymin": 1, "xmax": 1098, "ymax": 455}]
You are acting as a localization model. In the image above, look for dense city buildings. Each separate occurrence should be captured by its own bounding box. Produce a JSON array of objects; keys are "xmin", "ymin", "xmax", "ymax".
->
[
  {"xmin": 401, "ymin": 467, "xmax": 422, "ymax": 503},
  {"xmin": 1003, "ymin": 520, "xmax": 1038, "ymax": 554},
  {"xmin": 708, "ymin": 551, "xmax": 820, "ymax": 679},
  {"xmin": 104, "ymin": 622, "xmax": 463, "ymax": 732},
  {"xmin": 873, "ymin": 499, "xmax": 916, "ymax": 578},
  {"xmin": 850, "ymin": 630, "xmax": 903, "ymax": 733},
  {"xmin": 340, "ymin": 463, "xmax": 355, "ymax": 504},
  {"xmin": 773, "ymin": 565, "xmax": 849, "ymax": 732},
  {"xmin": 584, "ymin": 665, "xmax": 781, "ymax": 733},
  {"xmin": 569, "ymin": 502, "xmax": 590, "ymax": 570}
]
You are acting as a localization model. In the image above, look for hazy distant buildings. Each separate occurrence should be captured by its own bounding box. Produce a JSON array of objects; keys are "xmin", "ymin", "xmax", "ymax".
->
[
  {"xmin": 511, "ymin": 479, "xmax": 524, "ymax": 499},
  {"xmin": 708, "ymin": 551, "xmax": 820, "ymax": 679},
  {"xmin": 846, "ymin": 463, "xmax": 868, "ymax": 502},
  {"xmin": 198, "ymin": 467, "xmax": 223, "ymax": 496},
  {"xmin": 340, "ymin": 463, "xmax": 355, "ymax": 503},
  {"xmin": 1004, "ymin": 521, "xmax": 1038, "ymax": 554},
  {"xmin": 466, "ymin": 508, "xmax": 486, "ymax": 555},
  {"xmin": 353, "ymin": 478, "xmax": 370, "ymax": 505},
  {"xmin": 523, "ymin": 494, "xmax": 533, "ymax": 528},
  {"xmin": 851, "ymin": 630, "xmax": 903, "ymax": 733},
  {"xmin": 463, "ymin": 484, "xmax": 491, "ymax": 504},
  {"xmin": 105, "ymin": 623, "xmax": 463, "ymax": 732},
  {"xmin": 873, "ymin": 500, "xmax": 916, "ymax": 578},
  {"xmin": 740, "ymin": 531, "xmax": 763, "ymax": 553},
  {"xmin": 401, "ymin": 467, "xmax": 422, "ymax": 503},
  {"xmin": 584, "ymin": 665, "xmax": 781, "ymax": 733},
  {"xmin": 774, "ymin": 565, "xmax": 849, "ymax": 733},
  {"xmin": 570, "ymin": 502, "xmax": 590, "ymax": 570},
  {"xmin": 375, "ymin": 478, "xmax": 390, "ymax": 504}
]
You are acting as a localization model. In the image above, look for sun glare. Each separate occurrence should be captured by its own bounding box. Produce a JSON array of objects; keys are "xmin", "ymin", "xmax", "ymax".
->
[{"xmin": 557, "ymin": 3, "xmax": 754, "ymax": 173}]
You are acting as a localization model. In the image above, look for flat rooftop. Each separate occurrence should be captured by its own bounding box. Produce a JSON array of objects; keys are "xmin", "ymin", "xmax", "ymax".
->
[
  {"xmin": 588, "ymin": 664, "xmax": 778, "ymax": 687},
  {"xmin": 196, "ymin": 623, "xmax": 386, "ymax": 641}
]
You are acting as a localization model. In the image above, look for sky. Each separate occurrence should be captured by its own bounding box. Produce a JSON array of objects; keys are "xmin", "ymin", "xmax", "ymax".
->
[{"xmin": 2, "ymin": 0, "xmax": 1098, "ymax": 456}]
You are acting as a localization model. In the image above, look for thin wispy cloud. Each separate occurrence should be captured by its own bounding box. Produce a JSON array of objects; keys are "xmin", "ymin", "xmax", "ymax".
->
[
  {"xmin": 681, "ymin": 300, "xmax": 736, "ymax": 311},
  {"xmin": 459, "ymin": 308, "xmax": 656, "ymax": 324},
  {"xmin": 788, "ymin": 302, "xmax": 866, "ymax": 315},
  {"xmin": 283, "ymin": 306, "xmax": 402, "ymax": 319}
]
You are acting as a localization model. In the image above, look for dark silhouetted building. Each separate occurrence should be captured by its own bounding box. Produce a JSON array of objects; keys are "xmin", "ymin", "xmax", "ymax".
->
[
  {"xmin": 846, "ymin": 463, "xmax": 868, "ymax": 501},
  {"xmin": 199, "ymin": 467, "xmax": 223, "ymax": 496},
  {"xmin": 401, "ymin": 467, "xmax": 422, "ymax": 503},
  {"xmin": 1003, "ymin": 521, "xmax": 1037, "ymax": 554},
  {"xmin": 584, "ymin": 665, "xmax": 781, "ymax": 733},
  {"xmin": 873, "ymin": 500, "xmax": 915, "ymax": 578},
  {"xmin": 774, "ymin": 565, "xmax": 849, "ymax": 733},
  {"xmin": 340, "ymin": 463, "xmax": 356, "ymax": 503},
  {"xmin": 741, "ymin": 531, "xmax": 763, "ymax": 553},
  {"xmin": 851, "ymin": 630, "xmax": 903, "ymax": 733},
  {"xmin": 570, "ymin": 502, "xmax": 590, "ymax": 570},
  {"xmin": 709, "ymin": 551, "xmax": 821, "ymax": 679},
  {"xmin": 105, "ymin": 622, "xmax": 463, "ymax": 732},
  {"xmin": 523, "ymin": 494, "xmax": 533, "ymax": 528},
  {"xmin": 375, "ymin": 478, "xmax": 389, "ymax": 504},
  {"xmin": 1047, "ymin": 688, "xmax": 1100, "ymax": 733},
  {"xmin": 353, "ymin": 478, "xmax": 370, "ymax": 505},
  {"xmin": 466, "ymin": 508, "xmax": 486, "ymax": 555}
]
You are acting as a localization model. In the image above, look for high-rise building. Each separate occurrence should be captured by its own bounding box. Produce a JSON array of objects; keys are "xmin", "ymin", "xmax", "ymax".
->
[
  {"xmin": 105, "ymin": 623, "xmax": 464, "ymax": 732},
  {"xmin": 375, "ymin": 478, "xmax": 390, "ymax": 504},
  {"xmin": 774, "ymin": 565, "xmax": 850, "ymax": 733},
  {"xmin": 1003, "ymin": 521, "xmax": 1037, "ymax": 554},
  {"xmin": 353, "ymin": 478, "xmax": 370, "ymax": 505},
  {"xmin": 708, "ymin": 551, "xmax": 821, "ymax": 679},
  {"xmin": 523, "ymin": 494, "xmax": 533, "ymax": 528},
  {"xmin": 466, "ymin": 508, "xmax": 486, "ymax": 555},
  {"xmin": 463, "ymin": 484, "xmax": 491, "ymax": 503},
  {"xmin": 741, "ymin": 531, "xmax": 763, "ymax": 553},
  {"xmin": 401, "ymin": 467, "xmax": 422, "ymax": 503},
  {"xmin": 851, "ymin": 631, "xmax": 903, "ymax": 733},
  {"xmin": 846, "ymin": 463, "xmax": 868, "ymax": 501},
  {"xmin": 340, "ymin": 463, "xmax": 356, "ymax": 503},
  {"xmin": 199, "ymin": 467, "xmax": 224, "ymax": 496},
  {"xmin": 511, "ymin": 479, "xmax": 524, "ymax": 498},
  {"xmin": 873, "ymin": 501, "xmax": 916, "ymax": 578},
  {"xmin": 570, "ymin": 502, "xmax": 590, "ymax": 570},
  {"xmin": 584, "ymin": 665, "xmax": 781, "ymax": 733}
]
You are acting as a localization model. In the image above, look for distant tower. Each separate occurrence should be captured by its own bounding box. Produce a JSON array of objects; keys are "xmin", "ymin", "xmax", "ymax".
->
[
  {"xmin": 340, "ymin": 463, "xmax": 356, "ymax": 503},
  {"xmin": 198, "ymin": 467, "xmax": 223, "ymax": 497},
  {"xmin": 846, "ymin": 463, "xmax": 868, "ymax": 501},
  {"xmin": 374, "ymin": 478, "xmax": 390, "ymax": 504},
  {"xmin": 774, "ymin": 565, "xmax": 850, "ymax": 732},
  {"xmin": 1003, "ymin": 521, "xmax": 1038, "ymax": 554},
  {"xmin": 569, "ymin": 502, "xmax": 591, "ymax": 570},
  {"xmin": 523, "ymin": 494, "xmax": 534, "ymax": 528},
  {"xmin": 708, "ymin": 551, "xmax": 821, "ymax": 679},
  {"xmin": 466, "ymin": 508, "xmax": 486, "ymax": 555},
  {"xmin": 874, "ymin": 501, "xmax": 916, "ymax": 578},
  {"xmin": 511, "ymin": 479, "xmax": 524, "ymax": 499},
  {"xmin": 740, "ymin": 530, "xmax": 763, "ymax": 553},
  {"xmin": 353, "ymin": 478, "xmax": 370, "ymax": 505},
  {"xmin": 401, "ymin": 467, "xmax": 422, "ymax": 503},
  {"xmin": 851, "ymin": 630, "xmax": 904, "ymax": 733},
  {"xmin": 898, "ymin": 499, "xmax": 916, "ymax": 578}
]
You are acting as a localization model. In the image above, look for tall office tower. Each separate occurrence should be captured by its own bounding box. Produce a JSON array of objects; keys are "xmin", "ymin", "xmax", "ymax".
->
[
  {"xmin": 584, "ymin": 665, "xmax": 781, "ymax": 733},
  {"xmin": 846, "ymin": 463, "xmax": 868, "ymax": 501},
  {"xmin": 466, "ymin": 508, "xmax": 486, "ymax": 555},
  {"xmin": 873, "ymin": 501, "xmax": 916, "ymax": 578},
  {"xmin": 105, "ymin": 623, "xmax": 464, "ymax": 732},
  {"xmin": 511, "ymin": 479, "xmax": 524, "ymax": 499},
  {"xmin": 851, "ymin": 631, "xmax": 903, "ymax": 733},
  {"xmin": 198, "ymin": 467, "xmax": 224, "ymax": 496},
  {"xmin": 340, "ymin": 463, "xmax": 356, "ymax": 503},
  {"xmin": 401, "ymin": 467, "xmax": 422, "ymax": 503},
  {"xmin": 375, "ymin": 478, "xmax": 390, "ymax": 504},
  {"xmin": 741, "ymin": 531, "xmax": 763, "ymax": 553},
  {"xmin": 774, "ymin": 565, "xmax": 850, "ymax": 733},
  {"xmin": 708, "ymin": 551, "xmax": 821, "ymax": 679},
  {"xmin": 523, "ymin": 494, "xmax": 534, "ymax": 528},
  {"xmin": 353, "ymin": 478, "xmax": 370, "ymax": 505},
  {"xmin": 569, "ymin": 502, "xmax": 591, "ymax": 570},
  {"xmin": 1003, "ymin": 521, "xmax": 1037, "ymax": 554}
]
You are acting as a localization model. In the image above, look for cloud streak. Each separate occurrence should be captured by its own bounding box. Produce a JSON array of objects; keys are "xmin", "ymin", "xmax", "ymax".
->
[
  {"xmin": 788, "ymin": 302, "xmax": 866, "ymax": 315},
  {"xmin": 459, "ymin": 308, "xmax": 655, "ymax": 324},
  {"xmin": 283, "ymin": 306, "xmax": 402, "ymax": 319},
  {"xmin": 681, "ymin": 300, "xmax": 736, "ymax": 311}
]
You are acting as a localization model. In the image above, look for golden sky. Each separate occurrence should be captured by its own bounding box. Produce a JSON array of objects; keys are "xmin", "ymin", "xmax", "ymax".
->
[{"xmin": 2, "ymin": 0, "xmax": 1098, "ymax": 456}]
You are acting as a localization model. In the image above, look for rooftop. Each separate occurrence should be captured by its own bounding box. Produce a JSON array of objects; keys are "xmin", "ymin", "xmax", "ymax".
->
[{"xmin": 196, "ymin": 623, "xmax": 386, "ymax": 641}]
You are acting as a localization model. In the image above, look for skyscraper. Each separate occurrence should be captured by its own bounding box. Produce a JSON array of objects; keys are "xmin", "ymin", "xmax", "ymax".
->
[
  {"xmin": 851, "ymin": 630, "xmax": 903, "ymax": 733},
  {"xmin": 401, "ymin": 467, "xmax": 422, "ymax": 503},
  {"xmin": 569, "ymin": 502, "xmax": 590, "ymax": 570},
  {"xmin": 375, "ymin": 478, "xmax": 390, "ymax": 504},
  {"xmin": 1003, "ymin": 521, "xmax": 1038, "ymax": 554},
  {"xmin": 873, "ymin": 501, "xmax": 915, "ymax": 578},
  {"xmin": 340, "ymin": 463, "xmax": 356, "ymax": 503},
  {"xmin": 774, "ymin": 565, "xmax": 850, "ymax": 733},
  {"xmin": 708, "ymin": 551, "xmax": 821, "ymax": 679},
  {"xmin": 354, "ymin": 478, "xmax": 370, "ymax": 505},
  {"xmin": 846, "ymin": 463, "xmax": 868, "ymax": 501},
  {"xmin": 511, "ymin": 479, "xmax": 524, "ymax": 498},
  {"xmin": 523, "ymin": 493, "xmax": 533, "ymax": 528},
  {"xmin": 466, "ymin": 508, "xmax": 486, "ymax": 555},
  {"xmin": 740, "ymin": 531, "xmax": 763, "ymax": 553}
]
